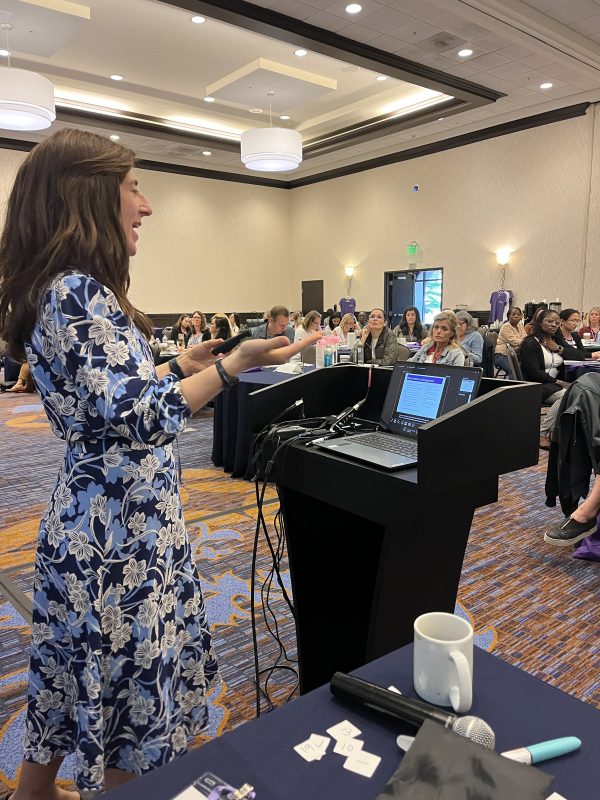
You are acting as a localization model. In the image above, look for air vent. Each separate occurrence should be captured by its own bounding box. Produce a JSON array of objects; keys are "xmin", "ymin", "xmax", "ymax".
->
[{"xmin": 418, "ymin": 32, "xmax": 467, "ymax": 53}]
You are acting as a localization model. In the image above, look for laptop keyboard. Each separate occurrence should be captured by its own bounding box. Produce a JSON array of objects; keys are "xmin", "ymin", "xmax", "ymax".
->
[{"xmin": 351, "ymin": 432, "xmax": 418, "ymax": 457}]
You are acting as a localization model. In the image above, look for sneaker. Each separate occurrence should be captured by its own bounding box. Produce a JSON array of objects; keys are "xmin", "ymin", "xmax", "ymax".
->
[{"xmin": 544, "ymin": 517, "xmax": 597, "ymax": 547}]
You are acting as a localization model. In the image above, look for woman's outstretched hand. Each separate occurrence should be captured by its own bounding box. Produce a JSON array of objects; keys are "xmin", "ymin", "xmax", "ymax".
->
[{"xmin": 223, "ymin": 331, "xmax": 322, "ymax": 373}]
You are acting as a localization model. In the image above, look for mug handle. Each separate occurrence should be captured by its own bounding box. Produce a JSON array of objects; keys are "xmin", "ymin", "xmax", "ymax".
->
[{"xmin": 448, "ymin": 650, "xmax": 472, "ymax": 713}]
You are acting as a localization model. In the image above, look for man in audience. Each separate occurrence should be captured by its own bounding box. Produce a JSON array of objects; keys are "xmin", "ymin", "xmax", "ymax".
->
[{"xmin": 251, "ymin": 305, "xmax": 294, "ymax": 343}]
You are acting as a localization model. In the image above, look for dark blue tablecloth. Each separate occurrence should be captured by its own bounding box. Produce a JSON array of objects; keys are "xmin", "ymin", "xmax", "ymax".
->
[
  {"xmin": 564, "ymin": 362, "xmax": 600, "ymax": 381},
  {"xmin": 105, "ymin": 645, "xmax": 599, "ymax": 800},
  {"xmin": 212, "ymin": 368, "xmax": 312, "ymax": 478}
]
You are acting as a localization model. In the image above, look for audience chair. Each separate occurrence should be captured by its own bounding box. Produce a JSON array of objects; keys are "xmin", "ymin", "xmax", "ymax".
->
[
  {"xmin": 396, "ymin": 343, "xmax": 411, "ymax": 361},
  {"xmin": 505, "ymin": 343, "xmax": 524, "ymax": 381}
]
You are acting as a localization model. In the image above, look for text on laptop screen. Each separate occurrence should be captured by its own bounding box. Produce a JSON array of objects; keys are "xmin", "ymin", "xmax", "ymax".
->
[{"xmin": 382, "ymin": 363, "xmax": 480, "ymax": 438}]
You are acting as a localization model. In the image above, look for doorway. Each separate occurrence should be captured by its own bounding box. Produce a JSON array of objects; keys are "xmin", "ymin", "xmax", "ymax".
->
[
  {"xmin": 301, "ymin": 280, "xmax": 324, "ymax": 315},
  {"xmin": 384, "ymin": 269, "xmax": 443, "ymax": 329}
]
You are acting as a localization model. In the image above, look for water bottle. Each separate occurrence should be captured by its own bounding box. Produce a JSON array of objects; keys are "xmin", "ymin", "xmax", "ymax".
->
[
  {"xmin": 355, "ymin": 342, "xmax": 364, "ymax": 365},
  {"xmin": 178, "ymin": 333, "xmax": 185, "ymax": 351},
  {"xmin": 323, "ymin": 344, "xmax": 333, "ymax": 367}
]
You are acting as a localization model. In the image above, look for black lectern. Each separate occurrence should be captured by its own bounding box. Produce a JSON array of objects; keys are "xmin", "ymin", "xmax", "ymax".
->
[{"xmin": 248, "ymin": 365, "xmax": 541, "ymax": 693}]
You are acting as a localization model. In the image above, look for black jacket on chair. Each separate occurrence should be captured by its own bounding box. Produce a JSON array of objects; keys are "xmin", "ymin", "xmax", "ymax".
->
[
  {"xmin": 545, "ymin": 372, "xmax": 600, "ymax": 514},
  {"xmin": 519, "ymin": 335, "xmax": 565, "ymax": 401}
]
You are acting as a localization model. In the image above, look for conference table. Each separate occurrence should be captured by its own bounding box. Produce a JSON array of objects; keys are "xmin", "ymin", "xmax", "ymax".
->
[
  {"xmin": 104, "ymin": 644, "xmax": 598, "ymax": 800},
  {"xmin": 211, "ymin": 366, "xmax": 313, "ymax": 478}
]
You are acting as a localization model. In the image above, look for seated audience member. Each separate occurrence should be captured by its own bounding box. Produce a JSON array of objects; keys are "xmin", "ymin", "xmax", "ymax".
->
[
  {"xmin": 393, "ymin": 306, "xmax": 427, "ymax": 343},
  {"xmin": 520, "ymin": 309, "xmax": 569, "ymax": 449},
  {"xmin": 171, "ymin": 313, "xmax": 192, "ymax": 345},
  {"xmin": 2, "ymin": 361, "xmax": 34, "ymax": 393},
  {"xmin": 251, "ymin": 305, "xmax": 294, "ymax": 343},
  {"xmin": 456, "ymin": 310, "xmax": 484, "ymax": 366},
  {"xmin": 355, "ymin": 311, "xmax": 368, "ymax": 331},
  {"xmin": 324, "ymin": 311, "xmax": 342, "ymax": 335},
  {"xmin": 556, "ymin": 308, "xmax": 598, "ymax": 360},
  {"xmin": 333, "ymin": 313, "xmax": 357, "ymax": 344},
  {"xmin": 229, "ymin": 313, "xmax": 241, "ymax": 336},
  {"xmin": 188, "ymin": 310, "xmax": 211, "ymax": 346},
  {"xmin": 579, "ymin": 306, "xmax": 600, "ymax": 342},
  {"xmin": 209, "ymin": 313, "xmax": 232, "ymax": 341},
  {"xmin": 359, "ymin": 308, "xmax": 398, "ymax": 366},
  {"xmin": 495, "ymin": 307, "xmax": 527, "ymax": 373},
  {"xmin": 294, "ymin": 310, "xmax": 321, "ymax": 342},
  {"xmin": 291, "ymin": 311, "xmax": 303, "ymax": 329},
  {"xmin": 409, "ymin": 313, "xmax": 465, "ymax": 366}
]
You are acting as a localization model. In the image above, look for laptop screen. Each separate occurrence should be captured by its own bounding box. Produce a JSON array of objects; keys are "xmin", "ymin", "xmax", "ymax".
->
[{"xmin": 380, "ymin": 361, "xmax": 482, "ymax": 439}]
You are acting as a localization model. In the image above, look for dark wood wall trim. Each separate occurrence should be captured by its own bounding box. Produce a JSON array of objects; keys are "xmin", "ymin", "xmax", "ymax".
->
[
  {"xmin": 288, "ymin": 102, "xmax": 591, "ymax": 188},
  {"xmin": 0, "ymin": 102, "xmax": 589, "ymax": 190}
]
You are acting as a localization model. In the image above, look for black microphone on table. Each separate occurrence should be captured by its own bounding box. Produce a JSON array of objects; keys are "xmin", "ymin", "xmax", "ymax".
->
[{"xmin": 330, "ymin": 672, "xmax": 495, "ymax": 750}]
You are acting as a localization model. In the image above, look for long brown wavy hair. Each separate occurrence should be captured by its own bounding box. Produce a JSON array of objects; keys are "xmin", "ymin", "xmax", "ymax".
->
[{"xmin": 0, "ymin": 128, "xmax": 152, "ymax": 360}]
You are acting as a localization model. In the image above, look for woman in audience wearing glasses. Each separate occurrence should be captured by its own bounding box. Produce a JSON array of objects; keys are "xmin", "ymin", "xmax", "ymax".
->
[
  {"xmin": 187, "ymin": 310, "xmax": 211, "ymax": 346},
  {"xmin": 294, "ymin": 310, "xmax": 321, "ymax": 342},
  {"xmin": 409, "ymin": 312, "xmax": 465, "ymax": 366},
  {"xmin": 0, "ymin": 129, "xmax": 321, "ymax": 799},
  {"xmin": 455, "ymin": 310, "xmax": 484, "ymax": 366},
  {"xmin": 495, "ymin": 306, "xmax": 527, "ymax": 373},
  {"xmin": 393, "ymin": 306, "xmax": 427, "ymax": 343},
  {"xmin": 520, "ymin": 309, "xmax": 570, "ymax": 449},
  {"xmin": 333, "ymin": 313, "xmax": 357, "ymax": 344},
  {"xmin": 579, "ymin": 307, "xmax": 600, "ymax": 342},
  {"xmin": 359, "ymin": 308, "xmax": 399, "ymax": 365},
  {"xmin": 556, "ymin": 308, "xmax": 597, "ymax": 360}
]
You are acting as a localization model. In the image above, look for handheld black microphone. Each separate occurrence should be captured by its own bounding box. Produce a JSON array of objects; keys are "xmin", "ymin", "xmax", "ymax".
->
[
  {"xmin": 211, "ymin": 328, "xmax": 252, "ymax": 356},
  {"xmin": 330, "ymin": 672, "xmax": 495, "ymax": 750}
]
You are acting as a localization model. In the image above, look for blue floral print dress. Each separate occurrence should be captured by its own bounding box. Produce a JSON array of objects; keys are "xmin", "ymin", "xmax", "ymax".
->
[{"xmin": 23, "ymin": 273, "xmax": 219, "ymax": 790}]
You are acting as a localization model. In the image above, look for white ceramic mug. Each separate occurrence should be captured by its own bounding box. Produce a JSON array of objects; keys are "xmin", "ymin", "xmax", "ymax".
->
[{"xmin": 413, "ymin": 612, "xmax": 473, "ymax": 713}]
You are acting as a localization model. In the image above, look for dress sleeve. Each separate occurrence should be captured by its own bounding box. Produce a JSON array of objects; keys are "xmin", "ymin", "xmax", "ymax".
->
[{"xmin": 41, "ymin": 273, "xmax": 191, "ymax": 445}]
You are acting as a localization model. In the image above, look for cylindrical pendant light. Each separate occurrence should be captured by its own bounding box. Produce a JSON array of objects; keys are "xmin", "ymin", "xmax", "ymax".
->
[
  {"xmin": 0, "ymin": 67, "xmax": 56, "ymax": 131},
  {"xmin": 241, "ymin": 127, "xmax": 302, "ymax": 172}
]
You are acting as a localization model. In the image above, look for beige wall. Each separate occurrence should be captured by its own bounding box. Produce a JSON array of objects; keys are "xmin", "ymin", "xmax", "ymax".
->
[
  {"xmin": 0, "ymin": 149, "xmax": 291, "ymax": 315},
  {"xmin": 290, "ymin": 111, "xmax": 595, "ymax": 314},
  {"xmin": 1, "ymin": 109, "xmax": 599, "ymax": 317}
]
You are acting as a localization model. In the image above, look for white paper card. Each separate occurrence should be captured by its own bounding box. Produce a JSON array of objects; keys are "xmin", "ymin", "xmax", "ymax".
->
[
  {"xmin": 309, "ymin": 733, "xmax": 330, "ymax": 754},
  {"xmin": 334, "ymin": 736, "xmax": 364, "ymax": 756},
  {"xmin": 387, "ymin": 685, "xmax": 402, "ymax": 694},
  {"xmin": 326, "ymin": 720, "xmax": 362, "ymax": 740},
  {"xmin": 172, "ymin": 788, "xmax": 205, "ymax": 800},
  {"xmin": 294, "ymin": 739, "xmax": 321, "ymax": 762},
  {"xmin": 343, "ymin": 750, "xmax": 381, "ymax": 778},
  {"xmin": 546, "ymin": 794, "xmax": 569, "ymax": 800}
]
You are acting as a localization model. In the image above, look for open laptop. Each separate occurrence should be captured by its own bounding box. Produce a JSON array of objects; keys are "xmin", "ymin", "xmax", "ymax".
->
[{"xmin": 316, "ymin": 361, "xmax": 482, "ymax": 470}]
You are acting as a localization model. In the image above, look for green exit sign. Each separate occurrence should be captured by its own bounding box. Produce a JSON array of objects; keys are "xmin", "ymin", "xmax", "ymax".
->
[{"xmin": 407, "ymin": 242, "xmax": 418, "ymax": 256}]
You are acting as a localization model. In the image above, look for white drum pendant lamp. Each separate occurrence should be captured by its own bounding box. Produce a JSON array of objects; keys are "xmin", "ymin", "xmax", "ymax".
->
[
  {"xmin": 241, "ymin": 127, "xmax": 302, "ymax": 172},
  {"xmin": 0, "ymin": 67, "xmax": 56, "ymax": 131}
]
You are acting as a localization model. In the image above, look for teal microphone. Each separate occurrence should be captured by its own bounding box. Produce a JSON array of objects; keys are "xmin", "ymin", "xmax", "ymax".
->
[{"xmin": 501, "ymin": 736, "xmax": 581, "ymax": 765}]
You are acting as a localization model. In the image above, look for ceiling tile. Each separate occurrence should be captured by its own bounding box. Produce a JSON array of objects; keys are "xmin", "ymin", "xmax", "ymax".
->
[
  {"xmin": 555, "ymin": 70, "xmax": 600, "ymax": 88},
  {"xmin": 387, "ymin": 0, "xmax": 440, "ymax": 16},
  {"xmin": 269, "ymin": 0, "xmax": 315, "ymax": 20},
  {"xmin": 417, "ymin": 9, "xmax": 466, "ymax": 30},
  {"xmin": 446, "ymin": 21, "xmax": 489, "ymax": 39},
  {"xmin": 469, "ymin": 32, "xmax": 514, "ymax": 50},
  {"xmin": 387, "ymin": 19, "xmax": 441, "ymax": 43},
  {"xmin": 367, "ymin": 33, "xmax": 413, "ymax": 52},
  {"xmin": 339, "ymin": 23, "xmax": 382, "ymax": 43},
  {"xmin": 359, "ymin": 7, "xmax": 414, "ymax": 33},
  {"xmin": 486, "ymin": 61, "xmax": 535, "ymax": 79},
  {"xmin": 464, "ymin": 52, "xmax": 511, "ymax": 70},
  {"xmin": 496, "ymin": 43, "xmax": 537, "ymax": 60},
  {"xmin": 304, "ymin": 10, "xmax": 352, "ymax": 31},
  {"xmin": 571, "ymin": 13, "xmax": 600, "ymax": 33},
  {"xmin": 518, "ymin": 53, "xmax": 561, "ymax": 68}
]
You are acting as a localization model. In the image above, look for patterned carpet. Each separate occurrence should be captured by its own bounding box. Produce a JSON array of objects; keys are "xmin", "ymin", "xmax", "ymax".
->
[{"xmin": 0, "ymin": 390, "xmax": 598, "ymax": 795}]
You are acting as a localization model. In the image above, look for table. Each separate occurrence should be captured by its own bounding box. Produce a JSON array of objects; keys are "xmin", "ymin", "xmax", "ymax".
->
[
  {"xmin": 104, "ymin": 645, "xmax": 599, "ymax": 800},
  {"xmin": 563, "ymin": 360, "xmax": 600, "ymax": 380},
  {"xmin": 211, "ymin": 367, "xmax": 313, "ymax": 478}
]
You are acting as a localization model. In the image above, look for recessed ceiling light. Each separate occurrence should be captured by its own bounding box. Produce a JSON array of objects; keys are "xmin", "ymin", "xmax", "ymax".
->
[
  {"xmin": 110, "ymin": 74, "xmax": 124, "ymax": 81},
  {"xmin": 249, "ymin": 108, "xmax": 263, "ymax": 114},
  {"xmin": 345, "ymin": 4, "xmax": 362, "ymax": 14},
  {"xmin": 376, "ymin": 75, "xmax": 388, "ymax": 81},
  {"xmin": 190, "ymin": 15, "xmax": 205, "ymax": 24},
  {"xmin": 109, "ymin": 134, "xmax": 120, "ymax": 141},
  {"xmin": 202, "ymin": 150, "xmax": 212, "ymax": 156},
  {"xmin": 294, "ymin": 49, "xmax": 308, "ymax": 57},
  {"xmin": 0, "ymin": 49, "xmax": 10, "ymax": 57},
  {"xmin": 438, "ymin": 118, "xmax": 445, "ymax": 121},
  {"xmin": 280, "ymin": 115, "xmax": 290, "ymax": 120},
  {"xmin": 457, "ymin": 49, "xmax": 473, "ymax": 57},
  {"xmin": 203, "ymin": 96, "xmax": 215, "ymax": 103},
  {"xmin": 540, "ymin": 82, "xmax": 553, "ymax": 89}
]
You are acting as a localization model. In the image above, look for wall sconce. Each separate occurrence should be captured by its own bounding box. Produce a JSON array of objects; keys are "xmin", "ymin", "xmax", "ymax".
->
[
  {"xmin": 344, "ymin": 265, "xmax": 355, "ymax": 296},
  {"xmin": 495, "ymin": 249, "xmax": 511, "ymax": 289}
]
